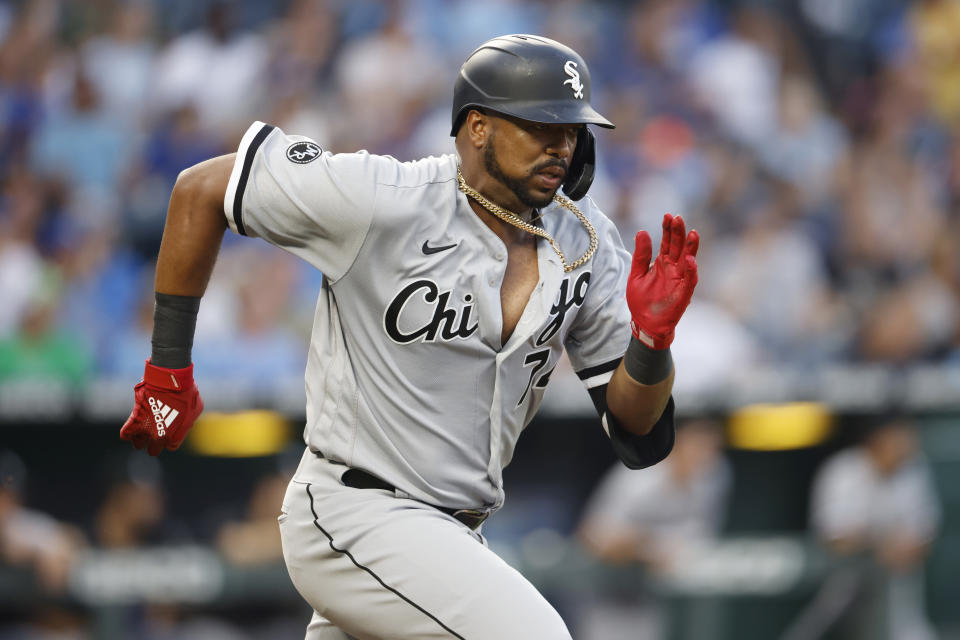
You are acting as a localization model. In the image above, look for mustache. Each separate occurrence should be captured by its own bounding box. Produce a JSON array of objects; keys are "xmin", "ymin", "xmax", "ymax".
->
[{"xmin": 531, "ymin": 159, "xmax": 568, "ymax": 176}]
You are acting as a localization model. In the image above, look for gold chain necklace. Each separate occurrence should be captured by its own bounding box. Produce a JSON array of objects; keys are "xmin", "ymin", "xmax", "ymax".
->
[{"xmin": 456, "ymin": 167, "xmax": 597, "ymax": 273}]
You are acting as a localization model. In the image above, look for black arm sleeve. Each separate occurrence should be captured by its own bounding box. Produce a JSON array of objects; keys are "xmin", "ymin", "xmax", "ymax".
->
[
  {"xmin": 151, "ymin": 293, "xmax": 201, "ymax": 369},
  {"xmin": 587, "ymin": 384, "xmax": 676, "ymax": 469}
]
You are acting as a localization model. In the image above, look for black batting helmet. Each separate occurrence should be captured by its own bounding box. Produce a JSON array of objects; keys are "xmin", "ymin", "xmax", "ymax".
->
[{"xmin": 451, "ymin": 34, "xmax": 614, "ymax": 200}]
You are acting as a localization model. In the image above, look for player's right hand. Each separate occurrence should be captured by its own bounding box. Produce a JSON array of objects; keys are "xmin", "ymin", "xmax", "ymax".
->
[{"xmin": 120, "ymin": 360, "xmax": 204, "ymax": 456}]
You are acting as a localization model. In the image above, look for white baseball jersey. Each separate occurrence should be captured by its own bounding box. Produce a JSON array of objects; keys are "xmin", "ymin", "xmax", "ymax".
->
[{"xmin": 223, "ymin": 121, "xmax": 668, "ymax": 512}]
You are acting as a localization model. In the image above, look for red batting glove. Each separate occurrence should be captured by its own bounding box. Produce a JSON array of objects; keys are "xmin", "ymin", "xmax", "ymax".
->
[
  {"xmin": 120, "ymin": 360, "xmax": 204, "ymax": 456},
  {"xmin": 627, "ymin": 213, "xmax": 699, "ymax": 349}
]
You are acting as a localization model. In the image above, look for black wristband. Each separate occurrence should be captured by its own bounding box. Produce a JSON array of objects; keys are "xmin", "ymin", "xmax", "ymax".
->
[
  {"xmin": 151, "ymin": 293, "xmax": 201, "ymax": 369},
  {"xmin": 622, "ymin": 336, "xmax": 673, "ymax": 385}
]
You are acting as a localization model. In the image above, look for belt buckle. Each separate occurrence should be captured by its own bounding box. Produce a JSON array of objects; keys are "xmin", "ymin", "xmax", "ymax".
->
[{"xmin": 452, "ymin": 508, "xmax": 489, "ymax": 530}]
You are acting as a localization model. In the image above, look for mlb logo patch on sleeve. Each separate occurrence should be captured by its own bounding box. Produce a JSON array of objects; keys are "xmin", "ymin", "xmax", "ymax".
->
[{"xmin": 286, "ymin": 141, "xmax": 322, "ymax": 164}]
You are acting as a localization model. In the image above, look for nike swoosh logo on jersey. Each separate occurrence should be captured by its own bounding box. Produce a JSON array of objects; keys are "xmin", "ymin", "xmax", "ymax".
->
[{"xmin": 421, "ymin": 240, "xmax": 458, "ymax": 255}]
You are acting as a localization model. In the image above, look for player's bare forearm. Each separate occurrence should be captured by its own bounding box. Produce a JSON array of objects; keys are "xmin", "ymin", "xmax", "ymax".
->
[
  {"xmin": 605, "ymin": 362, "xmax": 674, "ymax": 435},
  {"xmin": 154, "ymin": 154, "xmax": 235, "ymax": 296}
]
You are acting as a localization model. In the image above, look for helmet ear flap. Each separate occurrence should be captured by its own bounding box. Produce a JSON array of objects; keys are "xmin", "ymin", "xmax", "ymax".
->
[{"xmin": 562, "ymin": 126, "xmax": 596, "ymax": 201}]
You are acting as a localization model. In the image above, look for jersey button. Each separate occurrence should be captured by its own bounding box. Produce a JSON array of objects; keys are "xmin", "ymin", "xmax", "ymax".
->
[{"xmin": 494, "ymin": 252, "xmax": 505, "ymax": 261}]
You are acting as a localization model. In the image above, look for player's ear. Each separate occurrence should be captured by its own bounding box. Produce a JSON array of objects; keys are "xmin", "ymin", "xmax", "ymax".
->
[{"xmin": 464, "ymin": 108, "xmax": 490, "ymax": 149}]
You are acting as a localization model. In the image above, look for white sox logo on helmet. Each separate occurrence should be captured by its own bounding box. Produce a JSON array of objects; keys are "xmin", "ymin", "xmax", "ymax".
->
[{"xmin": 563, "ymin": 61, "xmax": 584, "ymax": 99}]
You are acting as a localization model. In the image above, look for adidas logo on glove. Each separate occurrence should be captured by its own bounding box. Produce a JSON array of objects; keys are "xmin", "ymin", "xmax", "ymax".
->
[{"xmin": 148, "ymin": 396, "xmax": 179, "ymax": 436}]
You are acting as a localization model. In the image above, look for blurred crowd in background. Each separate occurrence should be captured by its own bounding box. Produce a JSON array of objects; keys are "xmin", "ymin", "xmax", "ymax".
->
[
  {"xmin": 1, "ymin": 413, "xmax": 947, "ymax": 639},
  {"xmin": 1, "ymin": 0, "xmax": 959, "ymax": 387},
  {"xmin": 0, "ymin": 0, "xmax": 959, "ymax": 638},
  {"xmin": 0, "ymin": 444, "xmax": 305, "ymax": 638}
]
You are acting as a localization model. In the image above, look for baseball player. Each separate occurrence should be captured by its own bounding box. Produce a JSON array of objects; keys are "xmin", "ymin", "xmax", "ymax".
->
[{"xmin": 120, "ymin": 34, "xmax": 699, "ymax": 639}]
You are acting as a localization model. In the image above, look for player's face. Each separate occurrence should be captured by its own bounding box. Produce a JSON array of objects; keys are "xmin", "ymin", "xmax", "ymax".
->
[{"xmin": 483, "ymin": 115, "xmax": 580, "ymax": 211}]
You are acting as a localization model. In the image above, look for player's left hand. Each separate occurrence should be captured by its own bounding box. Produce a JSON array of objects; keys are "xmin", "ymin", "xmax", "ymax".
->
[{"xmin": 627, "ymin": 213, "xmax": 699, "ymax": 350}]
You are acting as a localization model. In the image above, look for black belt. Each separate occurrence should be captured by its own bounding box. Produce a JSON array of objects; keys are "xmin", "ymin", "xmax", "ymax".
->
[{"xmin": 315, "ymin": 453, "xmax": 490, "ymax": 530}]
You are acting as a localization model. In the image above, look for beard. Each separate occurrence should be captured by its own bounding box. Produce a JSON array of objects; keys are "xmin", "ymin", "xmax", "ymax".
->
[{"xmin": 483, "ymin": 136, "xmax": 560, "ymax": 211}]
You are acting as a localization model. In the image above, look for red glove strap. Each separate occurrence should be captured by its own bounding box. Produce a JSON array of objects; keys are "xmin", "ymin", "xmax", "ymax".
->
[
  {"xmin": 142, "ymin": 360, "xmax": 195, "ymax": 391},
  {"xmin": 630, "ymin": 320, "xmax": 673, "ymax": 351}
]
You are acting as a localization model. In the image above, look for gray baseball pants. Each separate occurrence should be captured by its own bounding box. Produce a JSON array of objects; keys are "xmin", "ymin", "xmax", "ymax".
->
[{"xmin": 278, "ymin": 450, "xmax": 572, "ymax": 640}]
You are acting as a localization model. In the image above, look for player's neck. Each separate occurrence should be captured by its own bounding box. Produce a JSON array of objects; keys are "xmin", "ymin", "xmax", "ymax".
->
[{"xmin": 458, "ymin": 165, "xmax": 535, "ymax": 221}]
